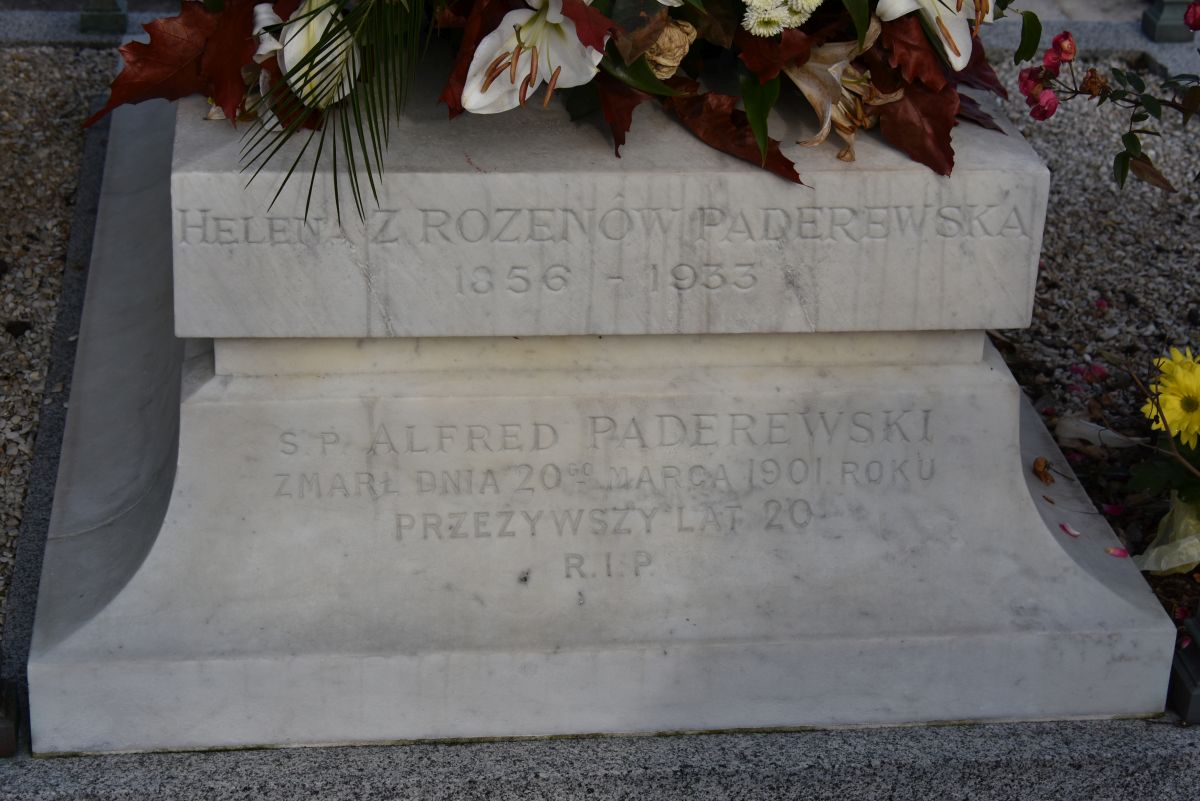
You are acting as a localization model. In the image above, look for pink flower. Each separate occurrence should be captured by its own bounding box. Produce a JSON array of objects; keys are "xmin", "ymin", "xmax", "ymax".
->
[
  {"xmin": 1186, "ymin": 2, "xmax": 1200, "ymax": 31},
  {"xmin": 1030, "ymin": 88, "xmax": 1059, "ymax": 120},
  {"xmin": 1042, "ymin": 47, "xmax": 1062, "ymax": 76},
  {"xmin": 1052, "ymin": 31, "xmax": 1076, "ymax": 63},
  {"xmin": 1094, "ymin": 298, "xmax": 1110, "ymax": 310},
  {"xmin": 1018, "ymin": 67, "xmax": 1043, "ymax": 100}
]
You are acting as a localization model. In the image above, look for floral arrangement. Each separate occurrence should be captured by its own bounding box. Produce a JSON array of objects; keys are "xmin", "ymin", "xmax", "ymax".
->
[
  {"xmin": 1132, "ymin": 347, "xmax": 1200, "ymax": 576},
  {"xmin": 86, "ymin": 0, "xmax": 1051, "ymax": 214}
]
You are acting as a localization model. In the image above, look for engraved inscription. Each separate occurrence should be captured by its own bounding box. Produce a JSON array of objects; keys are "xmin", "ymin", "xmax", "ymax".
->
[
  {"xmin": 176, "ymin": 204, "xmax": 1032, "ymax": 247},
  {"xmin": 266, "ymin": 403, "xmax": 940, "ymax": 586}
]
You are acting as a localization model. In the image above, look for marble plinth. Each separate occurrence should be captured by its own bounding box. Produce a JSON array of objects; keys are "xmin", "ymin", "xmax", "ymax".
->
[{"xmin": 171, "ymin": 79, "xmax": 1048, "ymax": 337}]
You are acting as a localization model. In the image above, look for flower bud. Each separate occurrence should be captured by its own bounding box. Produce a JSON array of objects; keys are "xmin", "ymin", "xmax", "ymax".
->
[{"xmin": 1186, "ymin": 2, "xmax": 1200, "ymax": 31}]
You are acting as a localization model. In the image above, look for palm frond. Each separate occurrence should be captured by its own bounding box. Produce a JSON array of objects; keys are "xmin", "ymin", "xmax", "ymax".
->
[{"xmin": 243, "ymin": 0, "xmax": 433, "ymax": 222}]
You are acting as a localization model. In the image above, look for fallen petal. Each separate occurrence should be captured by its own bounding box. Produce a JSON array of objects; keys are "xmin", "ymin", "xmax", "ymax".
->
[
  {"xmin": 1106, "ymin": 546, "xmax": 1130, "ymax": 558},
  {"xmin": 1059, "ymin": 523, "xmax": 1082, "ymax": 538},
  {"xmin": 1100, "ymin": 503, "xmax": 1126, "ymax": 517},
  {"xmin": 1032, "ymin": 456, "xmax": 1055, "ymax": 486}
]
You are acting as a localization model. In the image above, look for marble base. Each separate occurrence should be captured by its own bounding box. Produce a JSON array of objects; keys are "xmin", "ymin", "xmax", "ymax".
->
[{"xmin": 29, "ymin": 328, "xmax": 1176, "ymax": 752}]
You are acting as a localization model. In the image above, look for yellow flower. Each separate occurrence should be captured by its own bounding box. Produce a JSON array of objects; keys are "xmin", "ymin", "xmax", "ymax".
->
[{"xmin": 1143, "ymin": 347, "xmax": 1200, "ymax": 449}]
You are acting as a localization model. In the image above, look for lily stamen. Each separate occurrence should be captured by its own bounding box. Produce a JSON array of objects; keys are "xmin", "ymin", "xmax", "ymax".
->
[
  {"xmin": 519, "ymin": 73, "xmax": 533, "ymax": 105},
  {"xmin": 484, "ymin": 51, "xmax": 509, "ymax": 80},
  {"xmin": 528, "ymin": 46, "xmax": 539, "ymax": 87},
  {"xmin": 543, "ymin": 64, "xmax": 562, "ymax": 107},
  {"xmin": 510, "ymin": 43, "xmax": 523, "ymax": 84},
  {"xmin": 482, "ymin": 57, "xmax": 512, "ymax": 92},
  {"xmin": 935, "ymin": 16, "xmax": 961, "ymax": 56}
]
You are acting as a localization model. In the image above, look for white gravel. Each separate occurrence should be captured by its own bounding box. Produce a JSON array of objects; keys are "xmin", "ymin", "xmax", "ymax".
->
[
  {"xmin": 0, "ymin": 46, "xmax": 112, "ymax": 637},
  {"xmin": 992, "ymin": 55, "xmax": 1200, "ymax": 431}
]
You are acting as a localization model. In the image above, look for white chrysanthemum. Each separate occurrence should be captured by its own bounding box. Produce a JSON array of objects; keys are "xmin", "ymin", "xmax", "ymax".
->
[
  {"xmin": 742, "ymin": 0, "xmax": 823, "ymax": 34},
  {"xmin": 784, "ymin": 9, "xmax": 812, "ymax": 27},
  {"xmin": 786, "ymin": 0, "xmax": 823, "ymax": 14},
  {"xmin": 743, "ymin": 7, "xmax": 787, "ymax": 36}
]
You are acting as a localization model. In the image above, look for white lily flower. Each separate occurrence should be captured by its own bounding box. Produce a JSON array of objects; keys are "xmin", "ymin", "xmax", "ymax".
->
[
  {"xmin": 783, "ymin": 16, "xmax": 901, "ymax": 162},
  {"xmin": 462, "ymin": 0, "xmax": 606, "ymax": 114},
  {"xmin": 278, "ymin": 0, "xmax": 361, "ymax": 109},
  {"xmin": 252, "ymin": 4, "xmax": 283, "ymax": 65},
  {"xmin": 876, "ymin": 0, "xmax": 996, "ymax": 72},
  {"xmin": 657, "ymin": 0, "xmax": 684, "ymax": 6}
]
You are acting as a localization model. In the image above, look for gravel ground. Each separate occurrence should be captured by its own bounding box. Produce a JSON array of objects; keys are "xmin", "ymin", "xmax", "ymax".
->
[
  {"xmin": 0, "ymin": 45, "xmax": 111, "ymax": 637},
  {"xmin": 0, "ymin": 43, "xmax": 1197, "ymax": 646},
  {"xmin": 991, "ymin": 53, "xmax": 1200, "ymax": 626}
]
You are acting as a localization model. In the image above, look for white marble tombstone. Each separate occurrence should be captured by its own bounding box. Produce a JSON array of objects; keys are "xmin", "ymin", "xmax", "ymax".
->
[{"xmin": 27, "ymin": 83, "xmax": 1176, "ymax": 754}]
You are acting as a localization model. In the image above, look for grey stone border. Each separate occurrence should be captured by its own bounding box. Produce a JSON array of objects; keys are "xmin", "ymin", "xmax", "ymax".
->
[{"xmin": 0, "ymin": 100, "xmax": 110, "ymax": 757}]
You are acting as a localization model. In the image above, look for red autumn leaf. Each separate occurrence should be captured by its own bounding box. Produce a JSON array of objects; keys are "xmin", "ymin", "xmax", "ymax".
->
[
  {"xmin": 439, "ymin": 0, "xmax": 515, "ymax": 118},
  {"xmin": 957, "ymin": 93, "xmax": 1004, "ymax": 133},
  {"xmin": 200, "ymin": 0, "xmax": 259, "ymax": 121},
  {"xmin": 956, "ymin": 36, "xmax": 1008, "ymax": 99},
  {"xmin": 434, "ymin": 0, "xmax": 474, "ymax": 28},
  {"xmin": 86, "ymin": 1, "xmax": 251, "ymax": 127},
  {"xmin": 594, "ymin": 72, "xmax": 653, "ymax": 156},
  {"xmin": 736, "ymin": 28, "xmax": 812, "ymax": 83},
  {"xmin": 874, "ymin": 80, "xmax": 959, "ymax": 176},
  {"xmin": 561, "ymin": 0, "xmax": 616, "ymax": 53},
  {"xmin": 273, "ymin": 0, "xmax": 303, "ymax": 20},
  {"xmin": 662, "ymin": 92, "xmax": 800, "ymax": 183},
  {"xmin": 881, "ymin": 15, "xmax": 948, "ymax": 92}
]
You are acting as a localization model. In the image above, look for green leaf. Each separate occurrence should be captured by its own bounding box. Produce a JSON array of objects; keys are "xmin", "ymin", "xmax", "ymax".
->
[
  {"xmin": 1130, "ymin": 152, "xmax": 1177, "ymax": 192},
  {"xmin": 1014, "ymin": 11, "xmax": 1042, "ymax": 64},
  {"xmin": 1182, "ymin": 86, "xmax": 1200, "ymax": 124},
  {"xmin": 681, "ymin": 0, "xmax": 705, "ymax": 9},
  {"xmin": 1140, "ymin": 93, "xmax": 1163, "ymax": 119},
  {"xmin": 1130, "ymin": 457, "xmax": 1199, "ymax": 495},
  {"xmin": 1113, "ymin": 150, "xmax": 1131, "ymax": 187},
  {"xmin": 840, "ymin": 0, "xmax": 870, "ymax": 47},
  {"xmin": 563, "ymin": 83, "xmax": 601, "ymax": 120},
  {"xmin": 1127, "ymin": 72, "xmax": 1146, "ymax": 92},
  {"xmin": 1121, "ymin": 132, "xmax": 1141, "ymax": 156},
  {"xmin": 740, "ymin": 72, "xmax": 780, "ymax": 166},
  {"xmin": 601, "ymin": 54, "xmax": 684, "ymax": 96}
]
